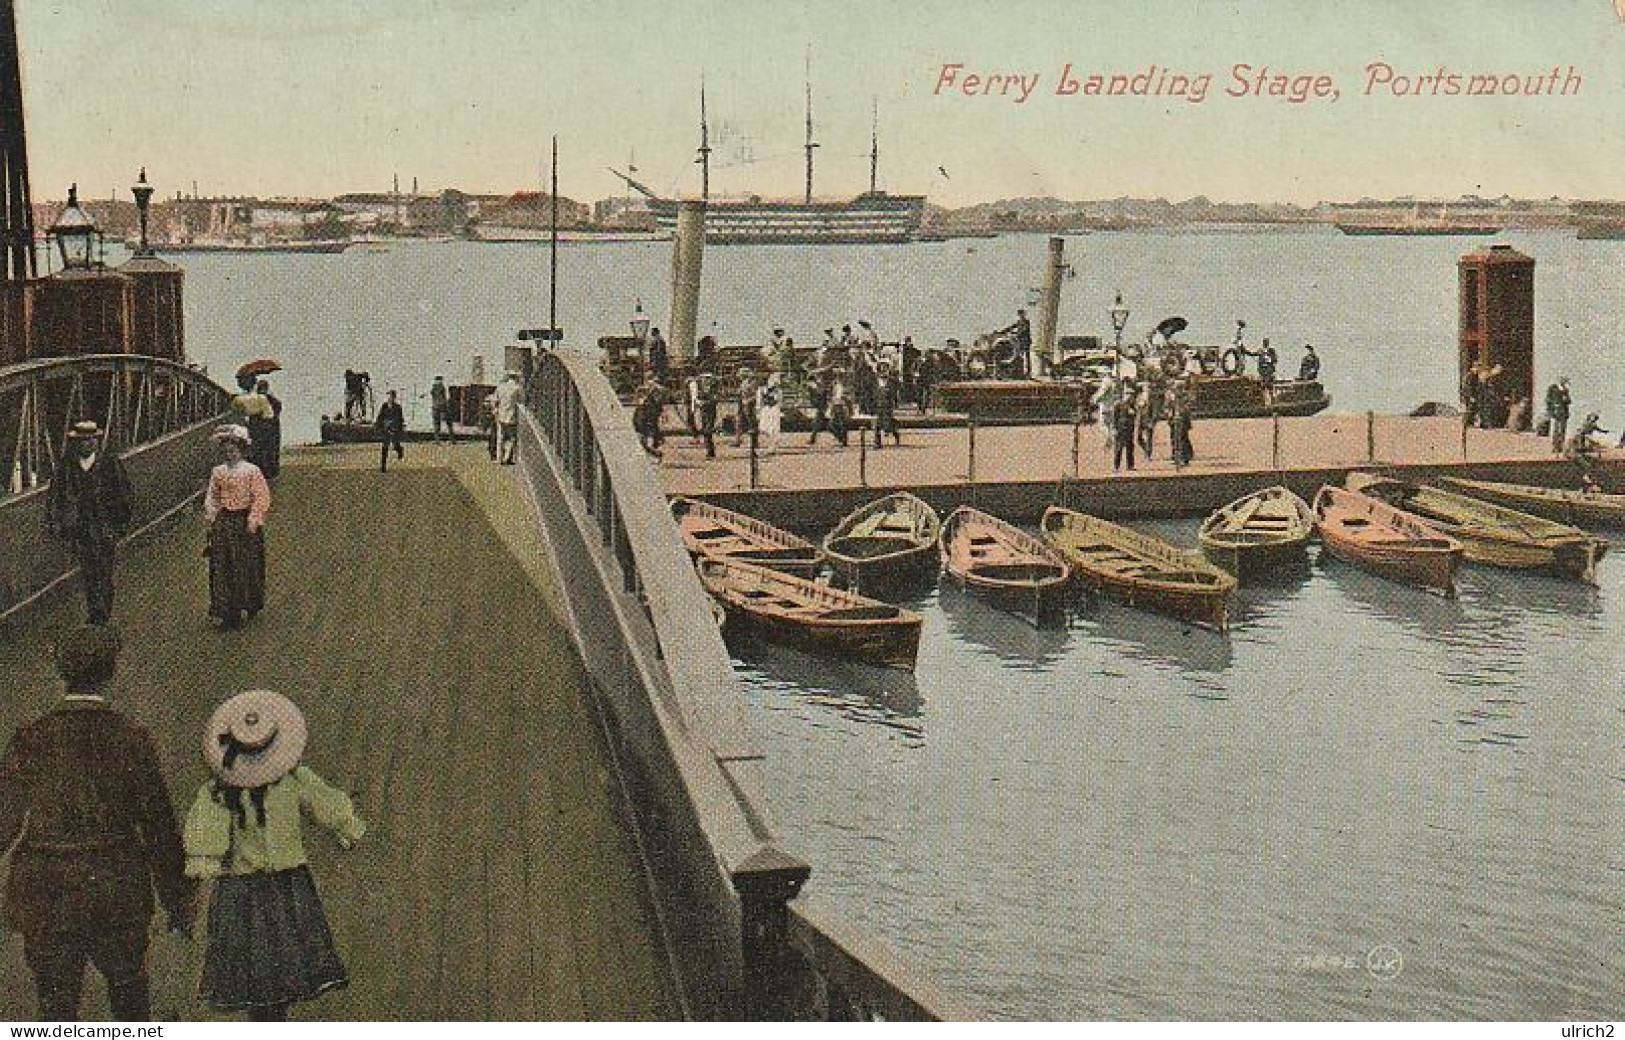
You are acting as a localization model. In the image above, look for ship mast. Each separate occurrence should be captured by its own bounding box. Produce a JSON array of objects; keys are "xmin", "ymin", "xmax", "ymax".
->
[
  {"xmin": 868, "ymin": 97, "xmax": 878, "ymax": 195},
  {"xmin": 803, "ymin": 50, "xmax": 818, "ymax": 204},
  {"xmin": 696, "ymin": 78, "xmax": 711, "ymax": 202}
]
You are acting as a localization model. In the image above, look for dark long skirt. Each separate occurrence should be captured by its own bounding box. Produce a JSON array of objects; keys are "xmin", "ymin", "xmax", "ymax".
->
[
  {"xmin": 248, "ymin": 417, "xmax": 282, "ymax": 479},
  {"xmin": 208, "ymin": 509, "xmax": 266, "ymax": 621},
  {"xmin": 201, "ymin": 866, "xmax": 347, "ymax": 1012}
]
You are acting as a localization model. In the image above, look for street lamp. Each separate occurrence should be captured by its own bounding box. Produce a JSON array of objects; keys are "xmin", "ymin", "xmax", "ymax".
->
[
  {"xmin": 1109, "ymin": 291, "xmax": 1131, "ymax": 394},
  {"xmin": 49, "ymin": 184, "xmax": 101, "ymax": 272},
  {"xmin": 130, "ymin": 168, "xmax": 155, "ymax": 256},
  {"xmin": 629, "ymin": 298, "xmax": 650, "ymax": 343}
]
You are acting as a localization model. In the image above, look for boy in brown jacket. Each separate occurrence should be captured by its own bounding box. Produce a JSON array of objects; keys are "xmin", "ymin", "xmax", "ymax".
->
[{"xmin": 0, "ymin": 625, "xmax": 194, "ymax": 1021}]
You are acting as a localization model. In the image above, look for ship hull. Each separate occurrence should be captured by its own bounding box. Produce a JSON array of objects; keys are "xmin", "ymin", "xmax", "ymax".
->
[
  {"xmin": 1336, "ymin": 224, "xmax": 1502, "ymax": 236},
  {"xmin": 649, "ymin": 192, "xmax": 927, "ymax": 245}
]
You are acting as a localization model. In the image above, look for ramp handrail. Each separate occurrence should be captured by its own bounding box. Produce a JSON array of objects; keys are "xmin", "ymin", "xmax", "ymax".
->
[
  {"xmin": 518, "ymin": 351, "xmax": 975, "ymax": 1020},
  {"xmin": 1, "ymin": 353, "xmax": 233, "ymax": 500}
]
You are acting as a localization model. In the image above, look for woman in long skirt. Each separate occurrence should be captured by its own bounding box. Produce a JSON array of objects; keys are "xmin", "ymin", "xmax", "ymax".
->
[
  {"xmin": 757, "ymin": 374, "xmax": 782, "ymax": 456},
  {"xmin": 205, "ymin": 425, "xmax": 272, "ymax": 629},
  {"xmin": 184, "ymin": 690, "xmax": 365, "ymax": 1021}
]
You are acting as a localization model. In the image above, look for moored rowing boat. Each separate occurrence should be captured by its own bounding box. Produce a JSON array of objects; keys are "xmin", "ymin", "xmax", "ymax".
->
[
  {"xmin": 670, "ymin": 496, "xmax": 822, "ymax": 577},
  {"xmin": 1312, "ymin": 484, "xmax": 1462, "ymax": 595},
  {"xmin": 1198, "ymin": 486, "xmax": 1315, "ymax": 579},
  {"xmin": 696, "ymin": 558, "xmax": 922, "ymax": 670},
  {"xmin": 1044, "ymin": 506, "xmax": 1236, "ymax": 631},
  {"xmin": 1437, "ymin": 476, "xmax": 1625, "ymax": 529},
  {"xmin": 939, "ymin": 506, "xmax": 1073, "ymax": 618},
  {"xmin": 1348, "ymin": 473, "xmax": 1606, "ymax": 581},
  {"xmin": 823, "ymin": 492, "xmax": 942, "ymax": 592}
]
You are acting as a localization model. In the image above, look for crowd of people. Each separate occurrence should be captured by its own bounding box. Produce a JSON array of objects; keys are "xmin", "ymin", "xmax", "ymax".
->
[
  {"xmin": 1461, "ymin": 367, "xmax": 1619, "ymax": 462},
  {"xmin": 633, "ymin": 319, "xmax": 925, "ymax": 459},
  {"xmin": 626, "ymin": 314, "xmax": 1329, "ymax": 466},
  {"xmin": 326, "ymin": 367, "xmax": 528, "ymax": 472}
]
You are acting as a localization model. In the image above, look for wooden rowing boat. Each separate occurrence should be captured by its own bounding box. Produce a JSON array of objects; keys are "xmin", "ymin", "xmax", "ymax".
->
[
  {"xmin": 1312, "ymin": 484, "xmax": 1463, "ymax": 595},
  {"xmin": 822, "ymin": 492, "xmax": 942, "ymax": 592},
  {"xmin": 670, "ymin": 496, "xmax": 822, "ymax": 577},
  {"xmin": 1198, "ymin": 486, "xmax": 1315, "ymax": 579},
  {"xmin": 695, "ymin": 558, "xmax": 922, "ymax": 670},
  {"xmin": 1044, "ymin": 506, "xmax": 1237, "ymax": 631},
  {"xmin": 939, "ymin": 506, "xmax": 1073, "ymax": 618},
  {"xmin": 1348, "ymin": 472, "xmax": 1606, "ymax": 581},
  {"xmin": 1437, "ymin": 476, "xmax": 1625, "ymax": 529}
]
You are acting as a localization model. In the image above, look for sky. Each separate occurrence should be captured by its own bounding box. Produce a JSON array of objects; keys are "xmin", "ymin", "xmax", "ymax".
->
[{"xmin": 14, "ymin": 0, "xmax": 1625, "ymax": 207}]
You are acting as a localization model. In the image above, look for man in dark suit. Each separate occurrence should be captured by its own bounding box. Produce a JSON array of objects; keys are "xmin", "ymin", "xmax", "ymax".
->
[
  {"xmin": 46, "ymin": 422, "xmax": 133, "ymax": 625},
  {"xmin": 0, "ymin": 625, "xmax": 195, "ymax": 1021},
  {"xmin": 377, "ymin": 389, "xmax": 406, "ymax": 472}
]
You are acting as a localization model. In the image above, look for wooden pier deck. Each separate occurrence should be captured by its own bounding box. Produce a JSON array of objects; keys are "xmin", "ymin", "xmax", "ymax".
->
[
  {"xmin": 0, "ymin": 445, "xmax": 676, "ymax": 1021},
  {"xmin": 659, "ymin": 413, "xmax": 1609, "ymax": 527}
]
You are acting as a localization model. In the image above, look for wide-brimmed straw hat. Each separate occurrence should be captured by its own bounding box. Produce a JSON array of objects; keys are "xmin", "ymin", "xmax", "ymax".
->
[
  {"xmin": 204, "ymin": 690, "xmax": 307, "ymax": 788},
  {"xmin": 66, "ymin": 420, "xmax": 101, "ymax": 440},
  {"xmin": 212, "ymin": 424, "xmax": 251, "ymax": 447}
]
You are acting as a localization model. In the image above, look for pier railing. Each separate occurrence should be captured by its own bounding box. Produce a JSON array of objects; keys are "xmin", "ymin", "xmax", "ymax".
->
[
  {"xmin": 518, "ymin": 349, "xmax": 975, "ymax": 1021},
  {"xmin": 0, "ymin": 354, "xmax": 232, "ymax": 617}
]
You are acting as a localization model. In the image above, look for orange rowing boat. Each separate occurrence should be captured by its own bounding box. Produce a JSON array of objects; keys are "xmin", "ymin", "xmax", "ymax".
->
[{"xmin": 1312, "ymin": 484, "xmax": 1462, "ymax": 595}]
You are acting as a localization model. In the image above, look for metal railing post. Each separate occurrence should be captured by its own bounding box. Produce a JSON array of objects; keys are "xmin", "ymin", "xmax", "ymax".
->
[
  {"xmin": 1071, "ymin": 406, "xmax": 1082, "ymax": 481},
  {"xmin": 750, "ymin": 428, "xmax": 760, "ymax": 490},
  {"xmin": 858, "ymin": 429, "xmax": 868, "ymax": 489},
  {"xmin": 1366, "ymin": 410, "xmax": 1376, "ymax": 463},
  {"xmin": 733, "ymin": 848, "xmax": 812, "ymax": 1020},
  {"xmin": 1272, "ymin": 411, "xmax": 1282, "ymax": 472},
  {"xmin": 967, "ymin": 409, "xmax": 977, "ymax": 486}
]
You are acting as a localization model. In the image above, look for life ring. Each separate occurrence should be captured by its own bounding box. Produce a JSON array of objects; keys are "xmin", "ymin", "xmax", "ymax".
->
[{"xmin": 1220, "ymin": 348, "xmax": 1243, "ymax": 376}]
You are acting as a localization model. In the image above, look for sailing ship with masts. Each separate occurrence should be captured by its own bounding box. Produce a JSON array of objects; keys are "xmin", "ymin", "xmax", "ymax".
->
[{"xmin": 609, "ymin": 77, "xmax": 926, "ymax": 245}]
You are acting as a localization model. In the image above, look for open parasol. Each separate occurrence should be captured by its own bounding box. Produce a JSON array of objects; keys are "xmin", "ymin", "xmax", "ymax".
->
[
  {"xmin": 236, "ymin": 359, "xmax": 282, "ymax": 381},
  {"xmin": 1152, "ymin": 316, "xmax": 1188, "ymax": 342}
]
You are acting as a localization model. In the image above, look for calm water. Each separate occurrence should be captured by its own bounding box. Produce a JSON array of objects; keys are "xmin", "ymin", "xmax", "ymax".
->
[
  {"xmin": 168, "ymin": 229, "xmax": 1625, "ymax": 1019},
  {"xmin": 170, "ymin": 226, "xmax": 1625, "ymax": 445},
  {"xmin": 736, "ymin": 531, "xmax": 1623, "ymax": 1019}
]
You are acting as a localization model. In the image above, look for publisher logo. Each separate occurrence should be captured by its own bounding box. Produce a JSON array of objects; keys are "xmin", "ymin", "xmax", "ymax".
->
[{"xmin": 1366, "ymin": 944, "xmax": 1404, "ymax": 980}]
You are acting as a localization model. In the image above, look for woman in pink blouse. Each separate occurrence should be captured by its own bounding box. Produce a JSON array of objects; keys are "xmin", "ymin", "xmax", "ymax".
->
[{"xmin": 204, "ymin": 425, "xmax": 272, "ymax": 628}]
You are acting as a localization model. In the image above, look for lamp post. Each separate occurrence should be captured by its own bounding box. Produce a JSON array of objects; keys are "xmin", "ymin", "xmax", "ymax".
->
[
  {"xmin": 49, "ymin": 184, "xmax": 101, "ymax": 272},
  {"xmin": 130, "ymin": 168, "xmax": 154, "ymax": 256},
  {"xmin": 1109, "ymin": 290, "xmax": 1130, "ymax": 400},
  {"xmin": 630, "ymin": 298, "xmax": 650, "ymax": 344}
]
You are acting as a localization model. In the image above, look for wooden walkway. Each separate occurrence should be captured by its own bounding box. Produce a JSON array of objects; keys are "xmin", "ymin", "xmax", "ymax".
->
[
  {"xmin": 660, "ymin": 414, "xmax": 1579, "ymax": 495},
  {"xmin": 0, "ymin": 445, "xmax": 676, "ymax": 1021}
]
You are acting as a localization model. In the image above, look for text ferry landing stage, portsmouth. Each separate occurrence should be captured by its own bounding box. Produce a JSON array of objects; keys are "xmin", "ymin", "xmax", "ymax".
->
[{"xmin": 932, "ymin": 62, "xmax": 1585, "ymax": 105}]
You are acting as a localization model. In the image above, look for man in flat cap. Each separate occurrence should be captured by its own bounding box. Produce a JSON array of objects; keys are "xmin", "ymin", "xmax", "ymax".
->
[
  {"xmin": 0, "ymin": 625, "xmax": 194, "ymax": 1020},
  {"xmin": 46, "ymin": 422, "xmax": 134, "ymax": 625}
]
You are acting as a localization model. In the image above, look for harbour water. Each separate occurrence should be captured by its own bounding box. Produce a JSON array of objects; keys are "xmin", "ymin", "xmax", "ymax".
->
[
  {"xmin": 734, "ymin": 530, "xmax": 1623, "ymax": 1019},
  {"xmin": 167, "ymin": 228, "xmax": 1624, "ymax": 1019},
  {"xmin": 170, "ymin": 226, "xmax": 1625, "ymax": 445}
]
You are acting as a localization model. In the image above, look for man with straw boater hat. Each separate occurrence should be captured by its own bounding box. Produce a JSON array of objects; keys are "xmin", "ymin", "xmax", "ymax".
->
[
  {"xmin": 0, "ymin": 624, "xmax": 195, "ymax": 1021},
  {"xmin": 45, "ymin": 421, "xmax": 134, "ymax": 625}
]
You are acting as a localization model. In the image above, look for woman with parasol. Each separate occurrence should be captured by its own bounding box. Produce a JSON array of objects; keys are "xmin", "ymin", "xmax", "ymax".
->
[{"xmin": 232, "ymin": 360, "xmax": 282, "ymax": 479}]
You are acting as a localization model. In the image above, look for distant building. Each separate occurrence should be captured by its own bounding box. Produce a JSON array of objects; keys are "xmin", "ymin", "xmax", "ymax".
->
[
  {"xmin": 479, "ymin": 191, "xmax": 590, "ymax": 230},
  {"xmin": 593, "ymin": 195, "xmax": 657, "ymax": 230}
]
